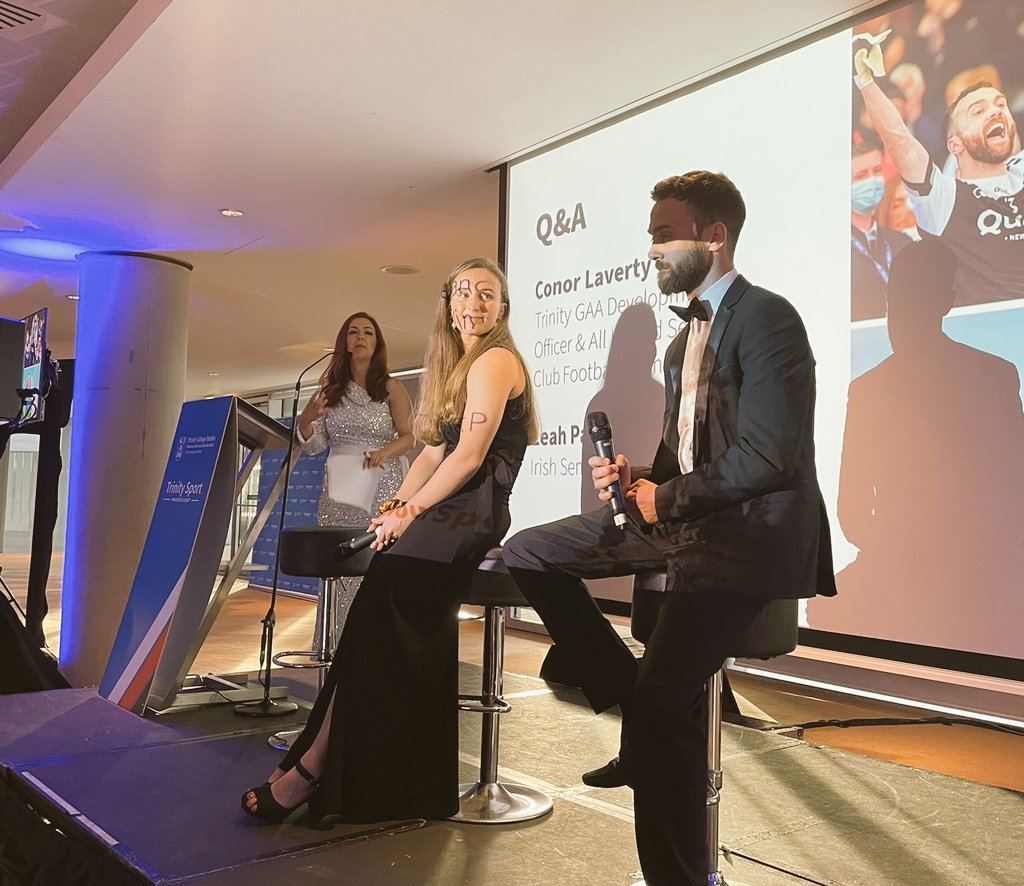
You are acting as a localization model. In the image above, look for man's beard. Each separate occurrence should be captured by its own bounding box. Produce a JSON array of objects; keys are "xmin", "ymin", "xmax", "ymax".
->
[
  {"xmin": 658, "ymin": 244, "xmax": 712, "ymax": 295},
  {"xmin": 964, "ymin": 119, "xmax": 1018, "ymax": 165}
]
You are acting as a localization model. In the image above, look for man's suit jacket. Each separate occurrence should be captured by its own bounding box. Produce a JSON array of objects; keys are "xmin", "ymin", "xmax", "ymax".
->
[{"xmin": 645, "ymin": 275, "xmax": 837, "ymax": 601}]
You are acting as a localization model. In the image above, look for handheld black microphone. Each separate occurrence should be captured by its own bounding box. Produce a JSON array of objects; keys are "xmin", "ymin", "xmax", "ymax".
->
[
  {"xmin": 587, "ymin": 411, "xmax": 629, "ymax": 530},
  {"xmin": 334, "ymin": 527, "xmax": 382, "ymax": 561}
]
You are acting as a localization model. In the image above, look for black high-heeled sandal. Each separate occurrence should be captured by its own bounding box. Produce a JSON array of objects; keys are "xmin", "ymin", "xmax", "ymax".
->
[{"xmin": 241, "ymin": 760, "xmax": 320, "ymax": 823}]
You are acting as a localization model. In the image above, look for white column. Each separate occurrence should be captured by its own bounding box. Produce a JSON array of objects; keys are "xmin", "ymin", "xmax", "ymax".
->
[{"xmin": 60, "ymin": 251, "xmax": 193, "ymax": 687}]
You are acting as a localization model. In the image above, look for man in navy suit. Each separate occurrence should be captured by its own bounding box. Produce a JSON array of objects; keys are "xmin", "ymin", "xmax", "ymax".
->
[{"xmin": 504, "ymin": 170, "xmax": 837, "ymax": 886}]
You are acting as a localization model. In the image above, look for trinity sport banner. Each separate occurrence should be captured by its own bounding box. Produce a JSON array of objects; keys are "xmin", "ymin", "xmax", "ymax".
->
[{"xmin": 99, "ymin": 397, "xmax": 233, "ymax": 712}]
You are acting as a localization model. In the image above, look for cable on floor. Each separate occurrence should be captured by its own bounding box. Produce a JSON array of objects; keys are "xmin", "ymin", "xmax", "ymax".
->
[{"xmin": 794, "ymin": 715, "xmax": 1024, "ymax": 738}]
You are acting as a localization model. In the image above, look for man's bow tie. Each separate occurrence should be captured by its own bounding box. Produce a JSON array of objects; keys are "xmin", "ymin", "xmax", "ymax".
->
[{"xmin": 670, "ymin": 299, "xmax": 709, "ymax": 323}]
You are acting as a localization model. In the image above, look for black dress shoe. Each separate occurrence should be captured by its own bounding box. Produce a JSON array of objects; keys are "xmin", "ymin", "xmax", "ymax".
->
[{"xmin": 582, "ymin": 756, "xmax": 633, "ymax": 789}]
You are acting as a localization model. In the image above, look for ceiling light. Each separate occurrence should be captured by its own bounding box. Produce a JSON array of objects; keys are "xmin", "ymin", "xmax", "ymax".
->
[
  {"xmin": 208, "ymin": 372, "xmax": 220, "ymax": 377},
  {"xmin": 66, "ymin": 294, "xmax": 80, "ymax": 301},
  {"xmin": 219, "ymin": 209, "xmax": 244, "ymax": 218},
  {"xmin": 380, "ymin": 265, "xmax": 420, "ymax": 275},
  {"xmin": 0, "ymin": 237, "xmax": 86, "ymax": 261}
]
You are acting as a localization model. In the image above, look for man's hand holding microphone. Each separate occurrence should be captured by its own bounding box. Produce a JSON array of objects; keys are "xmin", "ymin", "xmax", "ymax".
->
[{"xmin": 586, "ymin": 411, "xmax": 659, "ymax": 526}]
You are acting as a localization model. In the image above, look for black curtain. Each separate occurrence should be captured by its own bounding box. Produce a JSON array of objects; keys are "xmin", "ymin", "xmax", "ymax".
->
[
  {"xmin": 0, "ymin": 358, "xmax": 72, "ymax": 693},
  {"xmin": 0, "ymin": 594, "xmax": 67, "ymax": 694},
  {"xmin": 24, "ymin": 359, "xmax": 73, "ymax": 646}
]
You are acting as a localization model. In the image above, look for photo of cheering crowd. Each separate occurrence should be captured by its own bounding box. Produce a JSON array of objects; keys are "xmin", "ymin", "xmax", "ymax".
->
[{"xmin": 850, "ymin": 0, "xmax": 1024, "ymax": 321}]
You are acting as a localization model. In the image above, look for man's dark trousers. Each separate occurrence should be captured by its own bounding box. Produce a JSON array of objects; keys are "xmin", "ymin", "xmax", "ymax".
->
[{"xmin": 503, "ymin": 506, "xmax": 765, "ymax": 886}]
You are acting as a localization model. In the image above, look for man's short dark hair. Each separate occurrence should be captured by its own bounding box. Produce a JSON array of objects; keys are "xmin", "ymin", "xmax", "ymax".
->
[
  {"xmin": 944, "ymin": 80, "xmax": 997, "ymax": 139},
  {"xmin": 650, "ymin": 170, "xmax": 746, "ymax": 252}
]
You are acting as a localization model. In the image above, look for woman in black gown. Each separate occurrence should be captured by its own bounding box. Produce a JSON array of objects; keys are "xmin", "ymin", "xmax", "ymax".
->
[{"xmin": 242, "ymin": 257, "xmax": 537, "ymax": 823}]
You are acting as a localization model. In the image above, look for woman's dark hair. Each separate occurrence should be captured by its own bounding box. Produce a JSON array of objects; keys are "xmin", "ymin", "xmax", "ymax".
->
[{"xmin": 320, "ymin": 312, "xmax": 390, "ymax": 405}]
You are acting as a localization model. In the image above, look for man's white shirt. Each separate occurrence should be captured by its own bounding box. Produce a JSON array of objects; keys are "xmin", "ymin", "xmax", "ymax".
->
[{"xmin": 676, "ymin": 268, "xmax": 738, "ymax": 474}]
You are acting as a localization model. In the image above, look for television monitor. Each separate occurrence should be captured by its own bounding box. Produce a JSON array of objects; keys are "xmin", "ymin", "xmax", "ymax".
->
[{"xmin": 19, "ymin": 308, "xmax": 47, "ymax": 423}]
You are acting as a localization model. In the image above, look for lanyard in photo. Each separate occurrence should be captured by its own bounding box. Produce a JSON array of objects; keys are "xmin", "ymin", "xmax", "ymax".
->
[{"xmin": 852, "ymin": 233, "xmax": 894, "ymax": 284}]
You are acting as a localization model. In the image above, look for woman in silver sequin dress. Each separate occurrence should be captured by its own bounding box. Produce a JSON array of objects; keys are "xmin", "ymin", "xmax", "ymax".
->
[{"xmin": 296, "ymin": 312, "xmax": 414, "ymax": 646}]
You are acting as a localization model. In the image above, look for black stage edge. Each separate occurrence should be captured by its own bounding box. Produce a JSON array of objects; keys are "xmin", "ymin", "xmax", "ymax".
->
[{"xmin": 0, "ymin": 688, "xmax": 428, "ymax": 885}]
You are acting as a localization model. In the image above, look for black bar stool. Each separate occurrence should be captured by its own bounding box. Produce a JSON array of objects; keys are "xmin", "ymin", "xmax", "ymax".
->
[
  {"xmin": 632, "ymin": 569, "xmax": 798, "ymax": 886},
  {"xmin": 451, "ymin": 546, "xmax": 553, "ymax": 824},
  {"xmin": 268, "ymin": 526, "xmax": 375, "ymax": 751}
]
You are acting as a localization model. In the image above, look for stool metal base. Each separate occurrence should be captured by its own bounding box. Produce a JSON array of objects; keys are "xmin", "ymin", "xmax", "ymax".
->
[
  {"xmin": 268, "ymin": 728, "xmax": 300, "ymax": 751},
  {"xmin": 451, "ymin": 780, "xmax": 553, "ymax": 824},
  {"xmin": 631, "ymin": 879, "xmax": 743, "ymax": 886},
  {"xmin": 271, "ymin": 650, "xmax": 331, "ymax": 669}
]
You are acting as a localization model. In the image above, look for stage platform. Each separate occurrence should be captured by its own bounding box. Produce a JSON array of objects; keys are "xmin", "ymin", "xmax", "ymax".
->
[{"xmin": 0, "ymin": 668, "xmax": 1021, "ymax": 885}]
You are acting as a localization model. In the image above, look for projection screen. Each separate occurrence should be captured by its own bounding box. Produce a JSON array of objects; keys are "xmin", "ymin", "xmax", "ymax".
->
[{"xmin": 504, "ymin": 1, "xmax": 1024, "ymax": 679}]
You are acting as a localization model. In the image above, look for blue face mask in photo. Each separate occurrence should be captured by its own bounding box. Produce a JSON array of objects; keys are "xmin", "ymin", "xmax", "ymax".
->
[{"xmin": 852, "ymin": 176, "xmax": 885, "ymax": 214}]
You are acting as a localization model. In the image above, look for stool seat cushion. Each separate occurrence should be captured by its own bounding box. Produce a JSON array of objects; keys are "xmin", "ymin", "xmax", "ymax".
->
[
  {"xmin": 462, "ymin": 548, "xmax": 529, "ymax": 608},
  {"xmin": 279, "ymin": 526, "xmax": 375, "ymax": 578},
  {"xmin": 734, "ymin": 598, "xmax": 798, "ymax": 658},
  {"xmin": 631, "ymin": 569, "xmax": 798, "ymax": 658}
]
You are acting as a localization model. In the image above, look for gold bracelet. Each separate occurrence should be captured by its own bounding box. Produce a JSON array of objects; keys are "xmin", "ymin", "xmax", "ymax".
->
[{"xmin": 378, "ymin": 498, "xmax": 406, "ymax": 514}]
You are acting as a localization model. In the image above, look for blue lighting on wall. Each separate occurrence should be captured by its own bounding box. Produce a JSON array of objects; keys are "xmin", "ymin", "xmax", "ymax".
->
[
  {"xmin": 0, "ymin": 237, "xmax": 86, "ymax": 261},
  {"xmin": 0, "ymin": 214, "xmax": 139, "ymax": 278}
]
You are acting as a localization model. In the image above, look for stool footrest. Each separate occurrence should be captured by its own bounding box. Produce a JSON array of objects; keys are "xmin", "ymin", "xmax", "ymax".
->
[
  {"xmin": 450, "ymin": 781, "xmax": 553, "ymax": 824},
  {"xmin": 458, "ymin": 693, "xmax": 511, "ymax": 714},
  {"xmin": 271, "ymin": 650, "xmax": 332, "ymax": 670}
]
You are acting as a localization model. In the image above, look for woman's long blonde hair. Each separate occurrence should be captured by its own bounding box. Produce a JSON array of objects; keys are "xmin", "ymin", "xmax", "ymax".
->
[{"xmin": 414, "ymin": 257, "xmax": 538, "ymax": 445}]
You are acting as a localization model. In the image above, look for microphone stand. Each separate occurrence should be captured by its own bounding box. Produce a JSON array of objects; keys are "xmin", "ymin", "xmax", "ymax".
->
[{"xmin": 234, "ymin": 351, "xmax": 336, "ymax": 717}]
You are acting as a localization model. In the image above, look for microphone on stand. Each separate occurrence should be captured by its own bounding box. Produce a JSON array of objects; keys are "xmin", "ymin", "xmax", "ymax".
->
[
  {"xmin": 234, "ymin": 349, "xmax": 339, "ymax": 718},
  {"xmin": 587, "ymin": 411, "xmax": 629, "ymax": 530}
]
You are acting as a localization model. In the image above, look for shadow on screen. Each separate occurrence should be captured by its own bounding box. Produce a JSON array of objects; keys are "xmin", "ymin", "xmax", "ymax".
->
[
  {"xmin": 579, "ymin": 303, "xmax": 665, "ymax": 512},
  {"xmin": 807, "ymin": 239, "xmax": 1024, "ymax": 659}
]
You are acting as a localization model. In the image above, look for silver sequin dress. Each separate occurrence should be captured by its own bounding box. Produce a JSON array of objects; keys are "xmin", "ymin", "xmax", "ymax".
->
[{"xmin": 301, "ymin": 383, "xmax": 407, "ymax": 648}]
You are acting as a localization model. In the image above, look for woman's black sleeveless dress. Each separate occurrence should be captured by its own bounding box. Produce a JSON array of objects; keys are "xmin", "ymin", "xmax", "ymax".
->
[{"xmin": 279, "ymin": 393, "xmax": 528, "ymax": 822}]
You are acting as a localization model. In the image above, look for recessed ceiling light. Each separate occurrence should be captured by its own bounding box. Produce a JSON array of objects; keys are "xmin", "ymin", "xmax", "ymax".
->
[
  {"xmin": 219, "ymin": 209, "xmax": 244, "ymax": 218},
  {"xmin": 208, "ymin": 372, "xmax": 220, "ymax": 377},
  {"xmin": 380, "ymin": 265, "xmax": 420, "ymax": 275},
  {"xmin": 66, "ymin": 294, "xmax": 80, "ymax": 301}
]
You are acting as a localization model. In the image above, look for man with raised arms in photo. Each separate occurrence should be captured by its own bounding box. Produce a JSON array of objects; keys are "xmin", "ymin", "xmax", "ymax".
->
[
  {"xmin": 504, "ymin": 171, "xmax": 837, "ymax": 886},
  {"xmin": 855, "ymin": 31, "xmax": 1024, "ymax": 304}
]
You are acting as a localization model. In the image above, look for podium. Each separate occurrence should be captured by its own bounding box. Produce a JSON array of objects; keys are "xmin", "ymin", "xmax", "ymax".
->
[{"xmin": 99, "ymin": 396, "xmax": 296, "ymax": 714}]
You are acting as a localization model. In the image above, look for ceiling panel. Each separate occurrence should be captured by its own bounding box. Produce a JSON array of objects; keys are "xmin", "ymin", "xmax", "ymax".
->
[{"xmin": 0, "ymin": 0, "xmax": 886, "ymax": 396}]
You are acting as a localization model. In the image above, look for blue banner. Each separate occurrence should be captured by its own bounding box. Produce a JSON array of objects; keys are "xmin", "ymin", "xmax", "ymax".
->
[
  {"xmin": 99, "ymin": 397, "xmax": 233, "ymax": 711},
  {"xmin": 250, "ymin": 424, "xmax": 325, "ymax": 598}
]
